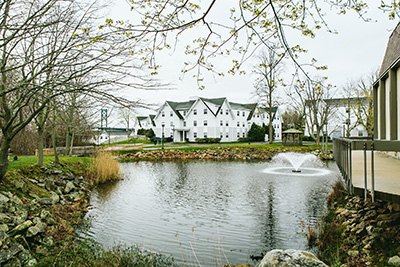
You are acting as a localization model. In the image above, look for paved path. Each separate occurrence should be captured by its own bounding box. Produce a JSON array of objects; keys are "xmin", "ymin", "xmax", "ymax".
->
[{"xmin": 351, "ymin": 151, "xmax": 400, "ymax": 197}]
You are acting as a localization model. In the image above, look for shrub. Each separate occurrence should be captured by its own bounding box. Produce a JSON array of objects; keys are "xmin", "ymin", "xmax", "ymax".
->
[
  {"xmin": 247, "ymin": 123, "xmax": 265, "ymax": 142},
  {"xmin": 194, "ymin": 138, "xmax": 221, "ymax": 143},
  {"xmin": 92, "ymin": 152, "xmax": 120, "ymax": 184}
]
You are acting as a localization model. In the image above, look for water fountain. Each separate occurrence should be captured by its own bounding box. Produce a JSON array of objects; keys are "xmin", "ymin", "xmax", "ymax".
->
[{"xmin": 262, "ymin": 152, "xmax": 331, "ymax": 176}]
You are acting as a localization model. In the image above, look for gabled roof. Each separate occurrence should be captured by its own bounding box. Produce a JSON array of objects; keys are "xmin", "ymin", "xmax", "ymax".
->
[
  {"xmin": 379, "ymin": 22, "xmax": 400, "ymax": 77},
  {"xmin": 166, "ymin": 100, "xmax": 196, "ymax": 119}
]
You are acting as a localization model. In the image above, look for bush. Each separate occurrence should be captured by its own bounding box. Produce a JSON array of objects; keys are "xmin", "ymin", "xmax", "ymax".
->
[
  {"xmin": 247, "ymin": 123, "xmax": 265, "ymax": 142},
  {"xmin": 194, "ymin": 138, "xmax": 221, "ymax": 143},
  {"xmin": 137, "ymin": 128, "xmax": 155, "ymax": 139},
  {"xmin": 237, "ymin": 137, "xmax": 249, "ymax": 142}
]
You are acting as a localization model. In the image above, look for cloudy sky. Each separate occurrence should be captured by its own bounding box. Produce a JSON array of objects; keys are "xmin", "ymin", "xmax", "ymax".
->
[{"xmin": 109, "ymin": 1, "xmax": 398, "ymax": 115}]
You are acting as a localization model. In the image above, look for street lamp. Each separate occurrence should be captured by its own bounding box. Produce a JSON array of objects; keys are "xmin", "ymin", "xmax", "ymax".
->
[{"xmin": 161, "ymin": 124, "xmax": 165, "ymax": 149}]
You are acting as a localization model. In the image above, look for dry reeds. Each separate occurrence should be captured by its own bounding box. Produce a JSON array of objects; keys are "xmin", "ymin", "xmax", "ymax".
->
[{"xmin": 92, "ymin": 152, "xmax": 120, "ymax": 184}]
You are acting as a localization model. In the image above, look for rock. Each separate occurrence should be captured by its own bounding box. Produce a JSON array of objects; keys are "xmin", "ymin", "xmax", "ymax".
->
[
  {"xmin": 45, "ymin": 178, "xmax": 56, "ymax": 191},
  {"xmin": 53, "ymin": 169, "xmax": 62, "ymax": 174},
  {"xmin": 10, "ymin": 220, "xmax": 33, "ymax": 235},
  {"xmin": 0, "ymin": 213, "xmax": 12, "ymax": 224},
  {"xmin": 26, "ymin": 226, "xmax": 41, "ymax": 237},
  {"xmin": 259, "ymin": 249, "xmax": 328, "ymax": 267},
  {"xmin": 389, "ymin": 255, "xmax": 400, "ymax": 266},
  {"xmin": 347, "ymin": 250, "xmax": 359, "ymax": 257},
  {"xmin": 64, "ymin": 181, "xmax": 75, "ymax": 194},
  {"xmin": 0, "ymin": 194, "xmax": 10, "ymax": 203},
  {"xmin": 11, "ymin": 195, "xmax": 23, "ymax": 205},
  {"xmin": 0, "ymin": 243, "xmax": 24, "ymax": 264},
  {"xmin": 0, "ymin": 224, "xmax": 9, "ymax": 233},
  {"xmin": 38, "ymin": 198, "xmax": 52, "ymax": 205},
  {"xmin": 3, "ymin": 257, "xmax": 21, "ymax": 267},
  {"xmin": 26, "ymin": 258, "xmax": 37, "ymax": 266},
  {"xmin": 50, "ymin": 192, "xmax": 60, "ymax": 204},
  {"xmin": 14, "ymin": 180, "xmax": 27, "ymax": 193}
]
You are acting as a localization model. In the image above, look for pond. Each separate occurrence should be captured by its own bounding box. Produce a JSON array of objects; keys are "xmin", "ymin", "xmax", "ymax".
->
[{"xmin": 84, "ymin": 158, "xmax": 339, "ymax": 266}]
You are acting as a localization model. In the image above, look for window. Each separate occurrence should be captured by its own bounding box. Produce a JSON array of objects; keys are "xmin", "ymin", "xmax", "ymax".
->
[
  {"xmin": 183, "ymin": 111, "xmax": 187, "ymax": 116},
  {"xmin": 194, "ymin": 132, "xmax": 197, "ymax": 138},
  {"xmin": 220, "ymin": 132, "xmax": 223, "ymax": 138},
  {"xmin": 243, "ymin": 111, "xmax": 245, "ymax": 117},
  {"xmin": 237, "ymin": 132, "xmax": 240, "ymax": 137},
  {"xmin": 162, "ymin": 122, "xmax": 165, "ymax": 127},
  {"xmin": 170, "ymin": 132, "xmax": 173, "ymax": 137},
  {"xmin": 183, "ymin": 121, "xmax": 186, "ymax": 127},
  {"xmin": 243, "ymin": 132, "xmax": 245, "ymax": 137},
  {"xmin": 204, "ymin": 132, "xmax": 208, "ymax": 138},
  {"xmin": 237, "ymin": 121, "xmax": 240, "ymax": 127},
  {"xmin": 226, "ymin": 133, "xmax": 229, "ymax": 138},
  {"xmin": 170, "ymin": 121, "xmax": 173, "ymax": 127},
  {"xmin": 220, "ymin": 109, "xmax": 223, "ymax": 115},
  {"xmin": 226, "ymin": 109, "xmax": 229, "ymax": 115},
  {"xmin": 237, "ymin": 111, "xmax": 240, "ymax": 116},
  {"xmin": 242, "ymin": 122, "xmax": 245, "ymax": 127},
  {"xmin": 226, "ymin": 121, "xmax": 229, "ymax": 126},
  {"xmin": 193, "ymin": 120, "xmax": 197, "ymax": 126},
  {"xmin": 204, "ymin": 109, "xmax": 208, "ymax": 115},
  {"xmin": 170, "ymin": 111, "xmax": 173, "ymax": 117},
  {"xmin": 257, "ymin": 114, "xmax": 259, "ymax": 118},
  {"xmin": 220, "ymin": 120, "xmax": 223, "ymax": 126},
  {"xmin": 204, "ymin": 120, "xmax": 208, "ymax": 126},
  {"xmin": 162, "ymin": 111, "xmax": 165, "ymax": 117},
  {"xmin": 193, "ymin": 109, "xmax": 197, "ymax": 115}
]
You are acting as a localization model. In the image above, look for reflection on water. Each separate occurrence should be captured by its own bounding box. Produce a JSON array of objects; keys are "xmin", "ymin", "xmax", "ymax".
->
[{"xmin": 84, "ymin": 160, "xmax": 339, "ymax": 266}]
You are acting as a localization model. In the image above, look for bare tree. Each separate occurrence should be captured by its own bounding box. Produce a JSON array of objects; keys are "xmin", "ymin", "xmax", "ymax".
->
[
  {"xmin": 99, "ymin": 0, "xmax": 393, "ymax": 87},
  {"xmin": 287, "ymin": 77, "xmax": 337, "ymax": 144},
  {"xmin": 253, "ymin": 46, "xmax": 285, "ymax": 143},
  {"xmin": 342, "ymin": 70, "xmax": 377, "ymax": 137},
  {"xmin": 0, "ymin": 0, "xmax": 161, "ymax": 179}
]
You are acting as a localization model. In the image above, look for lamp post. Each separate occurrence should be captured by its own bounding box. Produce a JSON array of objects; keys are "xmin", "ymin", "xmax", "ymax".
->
[{"xmin": 161, "ymin": 124, "xmax": 164, "ymax": 149}]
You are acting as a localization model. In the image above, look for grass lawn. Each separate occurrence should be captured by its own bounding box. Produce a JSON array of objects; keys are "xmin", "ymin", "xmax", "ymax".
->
[{"xmin": 7, "ymin": 155, "xmax": 92, "ymax": 171}]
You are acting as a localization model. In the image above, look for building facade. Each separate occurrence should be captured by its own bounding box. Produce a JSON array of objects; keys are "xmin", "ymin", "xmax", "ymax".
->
[{"xmin": 145, "ymin": 97, "xmax": 282, "ymax": 142}]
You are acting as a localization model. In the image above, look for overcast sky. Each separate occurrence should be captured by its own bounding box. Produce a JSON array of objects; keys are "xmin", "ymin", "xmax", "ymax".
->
[{"xmin": 108, "ymin": 1, "xmax": 399, "ymax": 116}]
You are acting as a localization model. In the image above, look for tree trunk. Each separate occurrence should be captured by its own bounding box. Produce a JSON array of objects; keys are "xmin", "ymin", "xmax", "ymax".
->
[
  {"xmin": 52, "ymin": 123, "xmax": 59, "ymax": 164},
  {"xmin": 65, "ymin": 126, "xmax": 71, "ymax": 156},
  {"xmin": 0, "ymin": 138, "xmax": 11, "ymax": 181},
  {"xmin": 37, "ymin": 125, "xmax": 44, "ymax": 166},
  {"xmin": 68, "ymin": 132, "xmax": 74, "ymax": 156}
]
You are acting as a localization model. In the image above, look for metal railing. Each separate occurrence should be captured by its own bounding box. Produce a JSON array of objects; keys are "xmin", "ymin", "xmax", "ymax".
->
[{"xmin": 333, "ymin": 137, "xmax": 400, "ymax": 202}]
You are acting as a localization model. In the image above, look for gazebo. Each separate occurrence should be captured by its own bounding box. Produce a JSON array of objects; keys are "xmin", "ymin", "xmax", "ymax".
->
[{"xmin": 282, "ymin": 128, "xmax": 303, "ymax": 146}]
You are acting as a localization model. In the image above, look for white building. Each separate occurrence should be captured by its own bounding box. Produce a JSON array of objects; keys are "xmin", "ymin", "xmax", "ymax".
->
[
  {"xmin": 304, "ymin": 98, "xmax": 370, "ymax": 139},
  {"xmin": 151, "ymin": 97, "xmax": 282, "ymax": 142}
]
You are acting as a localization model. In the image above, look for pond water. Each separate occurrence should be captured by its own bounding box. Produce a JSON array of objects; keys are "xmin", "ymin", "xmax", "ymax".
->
[{"xmin": 84, "ymin": 158, "xmax": 339, "ymax": 266}]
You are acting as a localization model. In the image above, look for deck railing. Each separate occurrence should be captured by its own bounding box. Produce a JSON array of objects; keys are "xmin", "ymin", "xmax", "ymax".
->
[{"xmin": 333, "ymin": 137, "xmax": 400, "ymax": 202}]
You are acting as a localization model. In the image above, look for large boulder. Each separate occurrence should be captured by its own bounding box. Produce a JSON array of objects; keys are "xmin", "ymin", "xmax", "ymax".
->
[{"xmin": 259, "ymin": 249, "xmax": 328, "ymax": 267}]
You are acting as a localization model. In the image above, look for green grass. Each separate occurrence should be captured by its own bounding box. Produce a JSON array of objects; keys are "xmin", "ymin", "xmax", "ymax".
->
[{"xmin": 7, "ymin": 155, "xmax": 91, "ymax": 171}]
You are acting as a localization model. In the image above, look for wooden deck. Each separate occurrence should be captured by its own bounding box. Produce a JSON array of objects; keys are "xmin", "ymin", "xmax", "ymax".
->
[{"xmin": 351, "ymin": 151, "xmax": 400, "ymax": 202}]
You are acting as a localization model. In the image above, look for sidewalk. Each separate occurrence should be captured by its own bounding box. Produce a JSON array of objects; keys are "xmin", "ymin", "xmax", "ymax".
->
[{"xmin": 351, "ymin": 151, "xmax": 400, "ymax": 198}]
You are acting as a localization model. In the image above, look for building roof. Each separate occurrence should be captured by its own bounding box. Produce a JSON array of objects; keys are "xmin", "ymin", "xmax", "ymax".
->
[
  {"xmin": 379, "ymin": 22, "xmax": 400, "ymax": 77},
  {"xmin": 166, "ymin": 100, "xmax": 196, "ymax": 119}
]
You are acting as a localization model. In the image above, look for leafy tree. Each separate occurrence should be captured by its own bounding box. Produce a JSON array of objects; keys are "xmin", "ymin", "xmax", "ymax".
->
[{"xmin": 247, "ymin": 123, "xmax": 266, "ymax": 142}]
